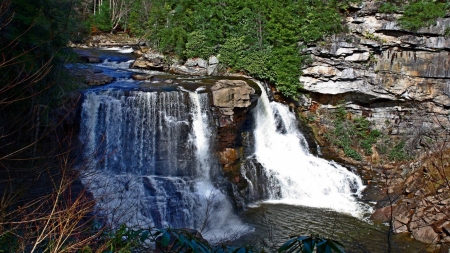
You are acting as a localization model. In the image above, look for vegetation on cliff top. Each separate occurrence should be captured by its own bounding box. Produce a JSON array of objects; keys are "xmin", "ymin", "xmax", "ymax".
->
[
  {"xmin": 88, "ymin": 0, "xmax": 362, "ymax": 97},
  {"xmin": 378, "ymin": 0, "xmax": 449, "ymax": 32}
]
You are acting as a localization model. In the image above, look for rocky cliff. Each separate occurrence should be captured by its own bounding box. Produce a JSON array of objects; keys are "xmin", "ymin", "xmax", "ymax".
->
[{"xmin": 297, "ymin": 1, "xmax": 450, "ymax": 247}]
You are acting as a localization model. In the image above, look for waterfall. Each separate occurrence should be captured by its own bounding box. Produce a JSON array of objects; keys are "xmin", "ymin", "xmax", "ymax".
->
[
  {"xmin": 250, "ymin": 82, "xmax": 368, "ymax": 217},
  {"xmin": 80, "ymin": 88, "xmax": 248, "ymax": 241}
]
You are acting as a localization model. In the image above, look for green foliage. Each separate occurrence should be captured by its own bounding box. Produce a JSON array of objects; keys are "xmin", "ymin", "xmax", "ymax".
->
[
  {"xmin": 122, "ymin": 0, "xmax": 351, "ymax": 98},
  {"xmin": 388, "ymin": 140, "xmax": 408, "ymax": 162},
  {"xmin": 185, "ymin": 31, "xmax": 215, "ymax": 59},
  {"xmin": 219, "ymin": 36, "xmax": 251, "ymax": 69},
  {"xmin": 278, "ymin": 234, "xmax": 346, "ymax": 253},
  {"xmin": 103, "ymin": 224, "xmax": 143, "ymax": 252},
  {"xmin": 90, "ymin": 3, "xmax": 112, "ymax": 32},
  {"xmin": 95, "ymin": 226, "xmax": 347, "ymax": 253},
  {"xmin": 326, "ymin": 105, "xmax": 382, "ymax": 161},
  {"xmin": 297, "ymin": 4, "xmax": 343, "ymax": 42},
  {"xmin": 444, "ymin": 27, "xmax": 450, "ymax": 38},
  {"xmin": 398, "ymin": 1, "xmax": 447, "ymax": 31},
  {"xmin": 379, "ymin": 3, "xmax": 398, "ymax": 14},
  {"xmin": 0, "ymin": 232, "xmax": 18, "ymax": 253}
]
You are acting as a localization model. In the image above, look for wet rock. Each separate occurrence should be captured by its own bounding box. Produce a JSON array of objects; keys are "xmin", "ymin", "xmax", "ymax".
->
[
  {"xmin": 79, "ymin": 55, "xmax": 102, "ymax": 63},
  {"xmin": 130, "ymin": 73, "xmax": 154, "ymax": 81},
  {"xmin": 69, "ymin": 68, "xmax": 114, "ymax": 86}
]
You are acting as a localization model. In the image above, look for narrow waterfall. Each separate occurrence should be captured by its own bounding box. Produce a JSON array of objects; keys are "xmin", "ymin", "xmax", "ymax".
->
[
  {"xmin": 249, "ymin": 83, "xmax": 367, "ymax": 216},
  {"xmin": 80, "ymin": 88, "xmax": 248, "ymax": 241}
]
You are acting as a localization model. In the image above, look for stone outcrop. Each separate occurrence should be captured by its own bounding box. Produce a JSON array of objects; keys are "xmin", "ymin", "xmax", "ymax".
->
[
  {"xmin": 211, "ymin": 79, "xmax": 255, "ymax": 122},
  {"xmin": 68, "ymin": 68, "xmax": 115, "ymax": 86},
  {"xmin": 210, "ymin": 79, "xmax": 259, "ymax": 193},
  {"xmin": 130, "ymin": 52, "xmax": 220, "ymax": 76},
  {"xmin": 300, "ymin": 7, "xmax": 450, "ymax": 147},
  {"xmin": 296, "ymin": 1, "xmax": 450, "ymax": 246},
  {"xmin": 130, "ymin": 52, "xmax": 165, "ymax": 70},
  {"xmin": 170, "ymin": 56, "xmax": 219, "ymax": 76},
  {"xmin": 130, "ymin": 73, "xmax": 154, "ymax": 81},
  {"xmin": 72, "ymin": 33, "xmax": 139, "ymax": 48},
  {"xmin": 299, "ymin": 3, "xmax": 450, "ymax": 150}
]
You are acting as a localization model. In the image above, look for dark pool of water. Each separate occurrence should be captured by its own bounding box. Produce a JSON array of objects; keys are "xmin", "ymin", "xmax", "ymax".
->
[{"xmin": 231, "ymin": 203, "xmax": 429, "ymax": 253}]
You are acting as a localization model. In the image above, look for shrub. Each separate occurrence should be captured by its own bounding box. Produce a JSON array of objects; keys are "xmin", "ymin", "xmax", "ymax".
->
[
  {"xmin": 326, "ymin": 106, "xmax": 384, "ymax": 160},
  {"xmin": 399, "ymin": 1, "xmax": 447, "ymax": 31},
  {"xmin": 218, "ymin": 36, "xmax": 249, "ymax": 70},
  {"xmin": 184, "ymin": 31, "xmax": 215, "ymax": 59},
  {"xmin": 89, "ymin": 3, "xmax": 112, "ymax": 32},
  {"xmin": 379, "ymin": 2, "xmax": 398, "ymax": 14}
]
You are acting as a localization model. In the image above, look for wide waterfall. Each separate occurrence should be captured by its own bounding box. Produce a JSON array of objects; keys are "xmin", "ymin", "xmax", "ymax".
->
[
  {"xmin": 80, "ymin": 87, "xmax": 247, "ymax": 241},
  {"xmin": 78, "ymin": 49, "xmax": 368, "ymax": 245},
  {"xmin": 247, "ymin": 82, "xmax": 367, "ymax": 216}
]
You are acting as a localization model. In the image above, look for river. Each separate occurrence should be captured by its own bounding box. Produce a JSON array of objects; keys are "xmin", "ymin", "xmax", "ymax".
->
[{"xmin": 75, "ymin": 48, "xmax": 428, "ymax": 252}]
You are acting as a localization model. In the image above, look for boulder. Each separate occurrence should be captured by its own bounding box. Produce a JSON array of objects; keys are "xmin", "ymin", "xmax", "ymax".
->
[
  {"xmin": 170, "ymin": 65, "xmax": 208, "ymax": 76},
  {"xmin": 79, "ymin": 55, "xmax": 102, "ymax": 63},
  {"xmin": 131, "ymin": 52, "xmax": 165, "ymax": 70},
  {"xmin": 211, "ymin": 80, "xmax": 255, "ymax": 109},
  {"xmin": 131, "ymin": 73, "xmax": 154, "ymax": 81},
  {"xmin": 412, "ymin": 226, "xmax": 439, "ymax": 244},
  {"xmin": 184, "ymin": 57, "xmax": 208, "ymax": 68},
  {"xmin": 69, "ymin": 68, "xmax": 114, "ymax": 86},
  {"xmin": 209, "ymin": 56, "xmax": 219, "ymax": 65}
]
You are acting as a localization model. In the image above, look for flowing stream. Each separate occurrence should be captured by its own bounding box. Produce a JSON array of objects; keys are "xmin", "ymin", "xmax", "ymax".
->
[
  {"xmin": 77, "ymin": 48, "xmax": 426, "ymax": 251},
  {"xmin": 250, "ymin": 82, "xmax": 367, "ymax": 216}
]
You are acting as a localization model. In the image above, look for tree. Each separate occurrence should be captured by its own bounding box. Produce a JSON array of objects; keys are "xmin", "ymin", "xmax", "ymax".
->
[{"xmin": 0, "ymin": 1, "xmax": 103, "ymax": 251}]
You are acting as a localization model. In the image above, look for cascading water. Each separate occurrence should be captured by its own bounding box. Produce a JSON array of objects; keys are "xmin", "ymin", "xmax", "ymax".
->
[
  {"xmin": 247, "ymin": 82, "xmax": 368, "ymax": 216},
  {"xmin": 80, "ymin": 80, "xmax": 248, "ymax": 240}
]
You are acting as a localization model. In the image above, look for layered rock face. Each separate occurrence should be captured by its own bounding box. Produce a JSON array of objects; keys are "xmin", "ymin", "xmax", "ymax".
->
[
  {"xmin": 210, "ymin": 80, "xmax": 259, "ymax": 191},
  {"xmin": 131, "ymin": 50, "xmax": 220, "ymax": 76},
  {"xmin": 298, "ymin": 1, "xmax": 450, "ymax": 245},
  {"xmin": 300, "ymin": 2, "xmax": 450, "ymax": 147}
]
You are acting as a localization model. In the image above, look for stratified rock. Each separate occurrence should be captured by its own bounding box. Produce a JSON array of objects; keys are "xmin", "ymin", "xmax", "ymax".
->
[
  {"xmin": 376, "ymin": 50, "xmax": 450, "ymax": 78},
  {"xmin": 211, "ymin": 80, "xmax": 255, "ymax": 110},
  {"xmin": 210, "ymin": 79, "xmax": 259, "ymax": 195}
]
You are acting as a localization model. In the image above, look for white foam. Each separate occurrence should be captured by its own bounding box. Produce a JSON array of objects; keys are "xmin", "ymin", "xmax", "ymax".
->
[{"xmin": 252, "ymin": 81, "xmax": 371, "ymax": 217}]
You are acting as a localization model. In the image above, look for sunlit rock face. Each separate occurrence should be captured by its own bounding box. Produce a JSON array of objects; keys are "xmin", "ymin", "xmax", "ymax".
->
[
  {"xmin": 299, "ymin": 3, "xmax": 450, "ymax": 148},
  {"xmin": 298, "ymin": 1, "xmax": 450, "ymax": 245}
]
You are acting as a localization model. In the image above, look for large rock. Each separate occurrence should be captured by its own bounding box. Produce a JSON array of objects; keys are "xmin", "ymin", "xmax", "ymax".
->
[
  {"xmin": 170, "ymin": 64, "xmax": 208, "ymax": 76},
  {"xmin": 130, "ymin": 73, "xmax": 154, "ymax": 81},
  {"xmin": 297, "ymin": 3, "xmax": 450, "ymax": 245},
  {"xmin": 211, "ymin": 80, "xmax": 255, "ymax": 110},
  {"xmin": 210, "ymin": 79, "xmax": 259, "ymax": 197},
  {"xmin": 131, "ymin": 52, "xmax": 165, "ymax": 70},
  {"xmin": 412, "ymin": 226, "xmax": 439, "ymax": 244},
  {"xmin": 69, "ymin": 68, "xmax": 114, "ymax": 86}
]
